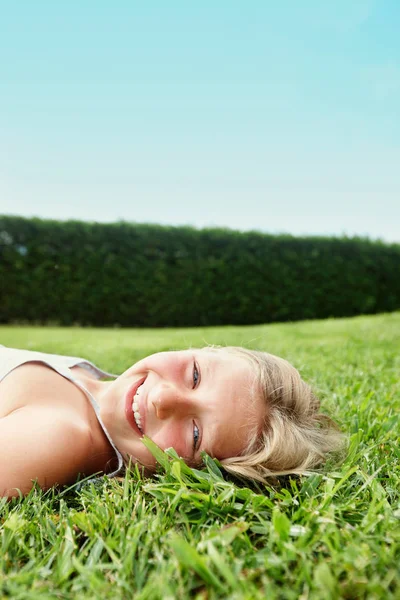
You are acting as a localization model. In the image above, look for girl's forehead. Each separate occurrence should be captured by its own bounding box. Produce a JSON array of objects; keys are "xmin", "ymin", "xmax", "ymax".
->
[
  {"xmin": 208, "ymin": 349, "xmax": 265, "ymax": 417},
  {"xmin": 200, "ymin": 347, "xmax": 254, "ymax": 373},
  {"xmin": 200, "ymin": 348, "xmax": 259, "ymax": 398}
]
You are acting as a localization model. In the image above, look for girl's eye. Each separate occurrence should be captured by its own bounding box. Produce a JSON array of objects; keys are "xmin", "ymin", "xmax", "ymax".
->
[
  {"xmin": 192, "ymin": 361, "xmax": 200, "ymax": 388},
  {"xmin": 193, "ymin": 421, "xmax": 200, "ymax": 451}
]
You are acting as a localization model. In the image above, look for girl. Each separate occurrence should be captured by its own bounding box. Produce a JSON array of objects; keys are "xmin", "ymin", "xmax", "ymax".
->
[{"xmin": 0, "ymin": 345, "xmax": 344, "ymax": 497}]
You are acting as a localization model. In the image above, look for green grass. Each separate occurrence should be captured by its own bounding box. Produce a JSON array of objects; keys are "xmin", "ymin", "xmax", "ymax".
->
[{"xmin": 1, "ymin": 313, "xmax": 399, "ymax": 599}]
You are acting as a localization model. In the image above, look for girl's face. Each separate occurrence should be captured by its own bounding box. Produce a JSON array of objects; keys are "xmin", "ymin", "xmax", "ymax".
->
[{"xmin": 99, "ymin": 349, "xmax": 266, "ymax": 471}]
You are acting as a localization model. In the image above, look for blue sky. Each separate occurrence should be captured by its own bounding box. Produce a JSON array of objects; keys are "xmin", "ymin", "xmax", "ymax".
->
[{"xmin": 1, "ymin": 0, "xmax": 399, "ymax": 242}]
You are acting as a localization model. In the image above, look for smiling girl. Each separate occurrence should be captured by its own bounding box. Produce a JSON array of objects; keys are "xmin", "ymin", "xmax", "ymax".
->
[{"xmin": 0, "ymin": 345, "xmax": 344, "ymax": 497}]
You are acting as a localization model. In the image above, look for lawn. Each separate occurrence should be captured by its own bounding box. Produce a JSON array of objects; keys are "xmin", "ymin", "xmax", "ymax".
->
[{"xmin": 0, "ymin": 313, "xmax": 399, "ymax": 599}]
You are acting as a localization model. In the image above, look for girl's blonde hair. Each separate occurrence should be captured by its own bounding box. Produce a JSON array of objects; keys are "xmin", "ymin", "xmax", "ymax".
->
[{"xmin": 207, "ymin": 346, "xmax": 345, "ymax": 485}]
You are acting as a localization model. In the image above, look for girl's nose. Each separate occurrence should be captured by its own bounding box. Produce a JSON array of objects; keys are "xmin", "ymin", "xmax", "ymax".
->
[{"xmin": 152, "ymin": 383, "xmax": 193, "ymax": 419}]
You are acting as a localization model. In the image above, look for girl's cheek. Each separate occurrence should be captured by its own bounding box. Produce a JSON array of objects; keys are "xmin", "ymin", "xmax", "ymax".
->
[{"xmin": 153, "ymin": 427, "xmax": 188, "ymax": 458}]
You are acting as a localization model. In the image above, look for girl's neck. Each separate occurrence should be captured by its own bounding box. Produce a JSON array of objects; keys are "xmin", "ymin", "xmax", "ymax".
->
[{"xmin": 70, "ymin": 366, "xmax": 118, "ymax": 474}]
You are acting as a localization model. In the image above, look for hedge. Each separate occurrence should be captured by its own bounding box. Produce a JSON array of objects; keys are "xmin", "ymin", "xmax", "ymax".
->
[{"xmin": 0, "ymin": 216, "xmax": 399, "ymax": 327}]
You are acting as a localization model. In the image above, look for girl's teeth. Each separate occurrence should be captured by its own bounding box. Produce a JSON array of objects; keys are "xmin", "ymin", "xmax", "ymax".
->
[
  {"xmin": 133, "ymin": 408, "xmax": 142, "ymax": 431},
  {"xmin": 132, "ymin": 384, "xmax": 143, "ymax": 431}
]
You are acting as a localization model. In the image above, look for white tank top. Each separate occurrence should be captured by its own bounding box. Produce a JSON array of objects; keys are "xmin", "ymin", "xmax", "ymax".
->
[{"xmin": 0, "ymin": 345, "xmax": 124, "ymax": 479}]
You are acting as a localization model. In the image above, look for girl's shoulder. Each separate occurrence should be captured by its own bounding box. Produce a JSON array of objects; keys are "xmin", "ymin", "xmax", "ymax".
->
[
  {"xmin": 0, "ymin": 363, "xmax": 117, "ymax": 498},
  {"xmin": 0, "ymin": 365, "xmax": 97, "ymax": 497},
  {"xmin": 0, "ymin": 360, "xmax": 93, "ymax": 420},
  {"xmin": 0, "ymin": 347, "xmax": 122, "ymax": 496}
]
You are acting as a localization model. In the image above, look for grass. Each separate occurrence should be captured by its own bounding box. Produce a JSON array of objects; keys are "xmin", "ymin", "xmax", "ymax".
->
[{"xmin": 0, "ymin": 312, "xmax": 399, "ymax": 599}]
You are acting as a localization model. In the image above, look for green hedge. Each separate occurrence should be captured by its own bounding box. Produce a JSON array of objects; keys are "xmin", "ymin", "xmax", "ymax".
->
[{"xmin": 0, "ymin": 216, "xmax": 399, "ymax": 327}]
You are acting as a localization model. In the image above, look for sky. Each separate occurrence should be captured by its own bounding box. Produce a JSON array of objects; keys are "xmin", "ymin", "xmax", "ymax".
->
[{"xmin": 0, "ymin": 0, "xmax": 399, "ymax": 243}]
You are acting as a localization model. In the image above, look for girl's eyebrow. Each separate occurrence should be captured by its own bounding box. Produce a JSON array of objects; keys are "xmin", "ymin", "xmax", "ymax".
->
[{"xmin": 202, "ymin": 351, "xmax": 215, "ymax": 381}]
